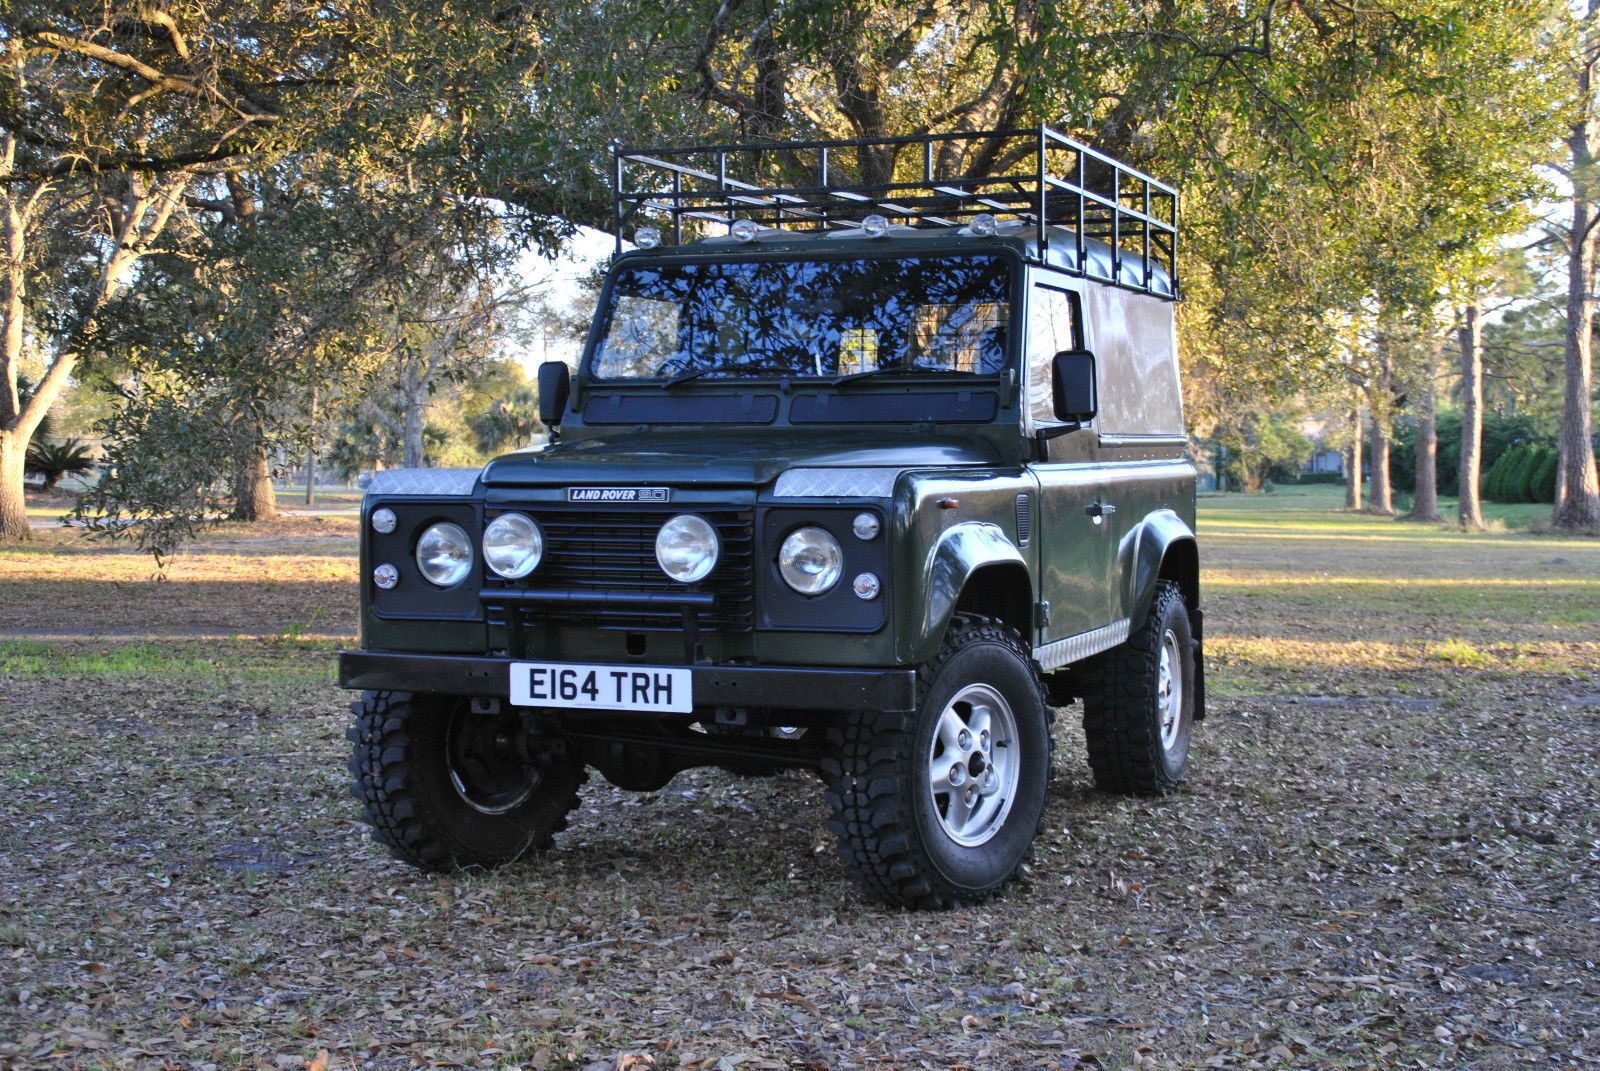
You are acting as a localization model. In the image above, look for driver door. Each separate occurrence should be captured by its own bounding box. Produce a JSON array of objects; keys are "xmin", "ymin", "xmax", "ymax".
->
[{"xmin": 1027, "ymin": 274, "xmax": 1115, "ymax": 644}]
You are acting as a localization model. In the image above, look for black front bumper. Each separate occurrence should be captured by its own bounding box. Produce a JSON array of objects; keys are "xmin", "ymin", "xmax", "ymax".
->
[{"xmin": 338, "ymin": 651, "xmax": 918, "ymax": 714}]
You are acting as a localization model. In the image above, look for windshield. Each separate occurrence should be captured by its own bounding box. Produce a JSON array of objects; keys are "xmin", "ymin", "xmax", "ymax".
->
[{"xmin": 589, "ymin": 254, "xmax": 1013, "ymax": 382}]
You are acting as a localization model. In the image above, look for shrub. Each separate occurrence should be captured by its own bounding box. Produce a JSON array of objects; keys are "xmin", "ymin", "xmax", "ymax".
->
[
  {"xmin": 1532, "ymin": 450, "xmax": 1559, "ymax": 503},
  {"xmin": 1483, "ymin": 446, "xmax": 1513, "ymax": 501},
  {"xmin": 24, "ymin": 438, "xmax": 96, "ymax": 492},
  {"xmin": 1393, "ymin": 411, "xmax": 1548, "ymax": 497},
  {"xmin": 1509, "ymin": 446, "xmax": 1540, "ymax": 503}
]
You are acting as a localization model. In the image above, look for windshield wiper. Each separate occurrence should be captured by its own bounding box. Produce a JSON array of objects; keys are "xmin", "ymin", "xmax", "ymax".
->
[
  {"xmin": 663, "ymin": 365, "xmax": 717, "ymax": 388},
  {"xmin": 664, "ymin": 361, "xmax": 798, "ymax": 388},
  {"xmin": 831, "ymin": 365, "xmax": 973, "ymax": 389}
]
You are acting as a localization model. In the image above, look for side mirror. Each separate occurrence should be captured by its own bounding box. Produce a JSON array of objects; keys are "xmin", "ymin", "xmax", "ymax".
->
[
  {"xmin": 1051, "ymin": 349, "xmax": 1097, "ymax": 423},
  {"xmin": 537, "ymin": 361, "xmax": 571, "ymax": 429}
]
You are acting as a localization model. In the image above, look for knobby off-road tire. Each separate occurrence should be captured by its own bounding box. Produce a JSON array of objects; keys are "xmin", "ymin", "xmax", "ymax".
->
[
  {"xmin": 1079, "ymin": 580, "xmax": 1196, "ymax": 796},
  {"xmin": 347, "ymin": 691, "xmax": 584, "ymax": 872},
  {"xmin": 823, "ymin": 614, "xmax": 1053, "ymax": 909}
]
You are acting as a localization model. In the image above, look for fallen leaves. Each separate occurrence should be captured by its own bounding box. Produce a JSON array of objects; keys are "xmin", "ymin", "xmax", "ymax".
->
[{"xmin": 3, "ymin": 491, "xmax": 1600, "ymax": 1070}]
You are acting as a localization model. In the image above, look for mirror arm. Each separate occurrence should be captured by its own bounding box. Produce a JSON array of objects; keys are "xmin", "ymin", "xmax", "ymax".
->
[{"xmin": 1033, "ymin": 420, "xmax": 1082, "ymax": 457}]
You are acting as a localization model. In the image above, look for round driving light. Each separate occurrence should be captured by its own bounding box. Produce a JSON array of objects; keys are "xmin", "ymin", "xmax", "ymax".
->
[
  {"xmin": 967, "ymin": 212, "xmax": 998, "ymax": 236},
  {"xmin": 415, "ymin": 522, "xmax": 473, "ymax": 587},
  {"xmin": 373, "ymin": 563, "xmax": 399, "ymax": 590},
  {"xmin": 655, "ymin": 514, "xmax": 720, "ymax": 583},
  {"xmin": 851, "ymin": 512, "xmax": 880, "ymax": 540},
  {"xmin": 861, "ymin": 213, "xmax": 890, "ymax": 238},
  {"xmin": 483, "ymin": 512, "xmax": 543, "ymax": 579},
  {"xmin": 852, "ymin": 572, "xmax": 881, "ymax": 600},
  {"xmin": 635, "ymin": 225, "xmax": 662, "ymax": 249},
  {"xmin": 779, "ymin": 526, "xmax": 843, "ymax": 595},
  {"xmin": 371, "ymin": 507, "xmax": 397, "ymax": 534},
  {"xmin": 730, "ymin": 218, "xmax": 759, "ymax": 242}
]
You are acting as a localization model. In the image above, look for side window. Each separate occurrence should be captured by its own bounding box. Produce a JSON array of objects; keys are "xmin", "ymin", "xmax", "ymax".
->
[{"xmin": 1027, "ymin": 285, "xmax": 1080, "ymax": 426}]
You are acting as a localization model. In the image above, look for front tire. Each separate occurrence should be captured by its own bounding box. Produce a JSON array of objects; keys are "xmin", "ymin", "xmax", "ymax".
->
[
  {"xmin": 347, "ymin": 691, "xmax": 584, "ymax": 872},
  {"xmin": 823, "ymin": 614, "xmax": 1052, "ymax": 909},
  {"xmin": 1080, "ymin": 580, "xmax": 1196, "ymax": 795}
]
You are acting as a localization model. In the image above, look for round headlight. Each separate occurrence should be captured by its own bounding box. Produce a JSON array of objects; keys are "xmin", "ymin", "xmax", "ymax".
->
[
  {"xmin": 656, "ymin": 514, "xmax": 719, "ymax": 583},
  {"xmin": 483, "ymin": 513, "xmax": 543, "ymax": 579},
  {"xmin": 415, "ymin": 522, "xmax": 473, "ymax": 587},
  {"xmin": 779, "ymin": 526, "xmax": 843, "ymax": 595},
  {"xmin": 371, "ymin": 507, "xmax": 398, "ymax": 534}
]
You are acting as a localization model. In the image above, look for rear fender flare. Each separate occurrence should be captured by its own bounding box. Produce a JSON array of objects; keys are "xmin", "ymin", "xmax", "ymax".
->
[{"xmin": 1125, "ymin": 509, "xmax": 1199, "ymax": 625}]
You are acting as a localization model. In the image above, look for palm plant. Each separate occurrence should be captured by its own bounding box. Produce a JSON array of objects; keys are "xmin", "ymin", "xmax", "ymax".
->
[{"xmin": 25, "ymin": 438, "xmax": 95, "ymax": 492}]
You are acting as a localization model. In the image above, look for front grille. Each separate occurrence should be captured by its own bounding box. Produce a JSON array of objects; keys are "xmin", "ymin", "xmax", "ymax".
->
[{"xmin": 483, "ymin": 507, "xmax": 756, "ymax": 632}]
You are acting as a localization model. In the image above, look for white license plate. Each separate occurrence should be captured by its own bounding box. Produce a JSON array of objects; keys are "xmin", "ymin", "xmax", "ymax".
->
[{"xmin": 509, "ymin": 661, "xmax": 693, "ymax": 713}]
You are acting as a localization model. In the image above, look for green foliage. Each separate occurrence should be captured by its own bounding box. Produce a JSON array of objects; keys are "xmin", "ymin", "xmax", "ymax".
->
[
  {"xmin": 1532, "ymin": 450, "xmax": 1559, "ymax": 503},
  {"xmin": 1215, "ymin": 407, "xmax": 1313, "ymax": 493},
  {"xmin": 23, "ymin": 439, "xmax": 94, "ymax": 491},
  {"xmin": 1483, "ymin": 443, "xmax": 1563, "ymax": 504},
  {"xmin": 6, "ymin": 0, "xmax": 1575, "ymax": 553},
  {"xmin": 1392, "ymin": 410, "xmax": 1549, "ymax": 497},
  {"xmin": 71, "ymin": 383, "xmax": 258, "ymax": 560},
  {"xmin": 470, "ymin": 385, "xmax": 541, "ymax": 456}
]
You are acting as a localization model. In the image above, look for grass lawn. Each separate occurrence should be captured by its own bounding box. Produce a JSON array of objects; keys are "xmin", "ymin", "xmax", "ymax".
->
[
  {"xmin": 1, "ymin": 488, "xmax": 1597, "ymax": 1069},
  {"xmin": 274, "ymin": 489, "xmax": 366, "ymax": 512}
]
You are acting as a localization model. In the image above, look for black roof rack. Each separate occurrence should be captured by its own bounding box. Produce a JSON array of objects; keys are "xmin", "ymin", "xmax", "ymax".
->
[{"xmin": 611, "ymin": 126, "xmax": 1179, "ymax": 300}]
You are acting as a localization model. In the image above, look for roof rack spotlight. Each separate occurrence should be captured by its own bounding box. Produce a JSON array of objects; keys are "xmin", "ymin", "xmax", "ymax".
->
[
  {"xmin": 610, "ymin": 125, "xmax": 1180, "ymax": 300},
  {"xmin": 966, "ymin": 213, "xmax": 998, "ymax": 237}
]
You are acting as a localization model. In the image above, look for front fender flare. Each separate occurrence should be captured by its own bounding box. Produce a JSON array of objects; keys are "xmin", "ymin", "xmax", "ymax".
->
[{"xmin": 906, "ymin": 521, "xmax": 1028, "ymax": 664}]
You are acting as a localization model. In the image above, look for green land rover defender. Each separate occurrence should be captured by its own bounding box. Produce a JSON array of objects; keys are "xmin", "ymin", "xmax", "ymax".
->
[{"xmin": 340, "ymin": 128, "xmax": 1204, "ymax": 908}]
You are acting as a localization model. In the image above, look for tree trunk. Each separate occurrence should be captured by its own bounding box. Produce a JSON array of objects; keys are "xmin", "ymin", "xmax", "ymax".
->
[
  {"xmin": 1368, "ymin": 331, "xmax": 1395, "ymax": 515},
  {"xmin": 1369, "ymin": 416, "xmax": 1393, "ymax": 515},
  {"xmin": 1, "ymin": 170, "xmax": 189, "ymax": 543},
  {"xmin": 1407, "ymin": 350, "xmax": 1441, "ymax": 522},
  {"xmin": 1343, "ymin": 407, "xmax": 1363, "ymax": 511},
  {"xmin": 230, "ymin": 435, "xmax": 278, "ymax": 522},
  {"xmin": 1555, "ymin": 189, "xmax": 1600, "ymax": 529},
  {"xmin": 0, "ymin": 429, "xmax": 28, "ymax": 542},
  {"xmin": 403, "ymin": 388, "xmax": 425, "ymax": 469},
  {"xmin": 304, "ymin": 381, "xmax": 317, "ymax": 506},
  {"xmin": 1457, "ymin": 303, "xmax": 1486, "ymax": 531}
]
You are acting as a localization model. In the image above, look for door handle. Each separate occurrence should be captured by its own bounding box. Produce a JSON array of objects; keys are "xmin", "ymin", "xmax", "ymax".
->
[{"xmin": 1085, "ymin": 500, "xmax": 1117, "ymax": 519}]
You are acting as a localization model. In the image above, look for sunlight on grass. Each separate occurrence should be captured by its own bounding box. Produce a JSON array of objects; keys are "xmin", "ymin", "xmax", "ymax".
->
[
  {"xmin": 0, "ymin": 639, "xmax": 337, "ymax": 681},
  {"xmin": 0, "ymin": 551, "xmax": 356, "ymax": 583},
  {"xmin": 1428, "ymin": 638, "xmax": 1494, "ymax": 667},
  {"xmin": 1210, "ymin": 636, "xmax": 1600, "ymax": 675},
  {"xmin": 1199, "ymin": 483, "xmax": 1567, "ymax": 533},
  {"xmin": 1211, "ymin": 574, "xmax": 1599, "ymax": 590}
]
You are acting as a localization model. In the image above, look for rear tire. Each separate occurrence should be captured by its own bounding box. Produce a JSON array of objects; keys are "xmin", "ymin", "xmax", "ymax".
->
[
  {"xmin": 823, "ymin": 614, "xmax": 1051, "ymax": 909},
  {"xmin": 347, "ymin": 691, "xmax": 584, "ymax": 871},
  {"xmin": 1079, "ymin": 581, "xmax": 1195, "ymax": 796}
]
